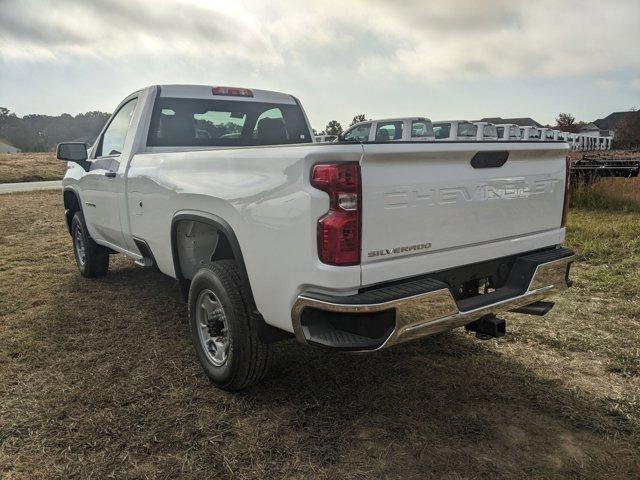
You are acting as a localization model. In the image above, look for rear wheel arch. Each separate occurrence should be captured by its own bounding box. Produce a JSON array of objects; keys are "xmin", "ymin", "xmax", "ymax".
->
[{"xmin": 171, "ymin": 213, "xmax": 257, "ymax": 310}]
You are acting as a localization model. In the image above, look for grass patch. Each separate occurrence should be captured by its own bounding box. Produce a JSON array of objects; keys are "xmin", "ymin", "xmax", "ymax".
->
[
  {"xmin": 1, "ymin": 191, "xmax": 639, "ymax": 479},
  {"xmin": 570, "ymin": 176, "xmax": 640, "ymax": 213},
  {"xmin": 0, "ymin": 152, "xmax": 66, "ymax": 183}
]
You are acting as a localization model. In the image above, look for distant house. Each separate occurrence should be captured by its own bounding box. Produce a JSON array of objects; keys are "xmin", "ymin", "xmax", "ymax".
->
[
  {"xmin": 578, "ymin": 122, "xmax": 610, "ymax": 138},
  {"xmin": 478, "ymin": 117, "xmax": 543, "ymax": 128},
  {"xmin": 0, "ymin": 139, "xmax": 20, "ymax": 153},
  {"xmin": 592, "ymin": 111, "xmax": 637, "ymax": 138}
]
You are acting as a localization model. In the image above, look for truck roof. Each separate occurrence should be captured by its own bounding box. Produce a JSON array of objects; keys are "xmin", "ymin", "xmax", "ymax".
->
[
  {"xmin": 155, "ymin": 84, "xmax": 298, "ymax": 105},
  {"xmin": 348, "ymin": 116, "xmax": 430, "ymax": 129}
]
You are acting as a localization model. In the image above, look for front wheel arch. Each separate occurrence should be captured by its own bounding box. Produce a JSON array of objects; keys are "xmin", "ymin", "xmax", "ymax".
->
[{"xmin": 63, "ymin": 188, "xmax": 82, "ymax": 235}]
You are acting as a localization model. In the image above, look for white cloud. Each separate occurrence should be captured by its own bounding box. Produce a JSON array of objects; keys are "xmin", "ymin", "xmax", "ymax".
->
[
  {"xmin": 1, "ymin": 0, "xmax": 639, "ymax": 126},
  {"xmin": 2, "ymin": 0, "xmax": 639, "ymax": 81}
]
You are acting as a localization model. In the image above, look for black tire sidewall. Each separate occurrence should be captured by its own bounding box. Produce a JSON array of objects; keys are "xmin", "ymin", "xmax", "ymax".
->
[
  {"xmin": 71, "ymin": 211, "xmax": 108, "ymax": 277},
  {"xmin": 71, "ymin": 212, "xmax": 90, "ymax": 276}
]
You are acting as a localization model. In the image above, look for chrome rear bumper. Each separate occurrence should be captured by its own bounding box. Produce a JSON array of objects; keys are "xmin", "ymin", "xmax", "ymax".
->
[{"xmin": 292, "ymin": 249, "xmax": 574, "ymax": 351}]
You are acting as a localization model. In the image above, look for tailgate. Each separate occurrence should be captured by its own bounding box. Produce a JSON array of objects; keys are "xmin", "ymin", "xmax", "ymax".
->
[{"xmin": 360, "ymin": 142, "xmax": 568, "ymax": 285}]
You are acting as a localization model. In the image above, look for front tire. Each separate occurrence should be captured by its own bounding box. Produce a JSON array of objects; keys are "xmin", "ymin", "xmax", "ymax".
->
[
  {"xmin": 188, "ymin": 260, "xmax": 272, "ymax": 391},
  {"xmin": 71, "ymin": 211, "xmax": 109, "ymax": 278}
]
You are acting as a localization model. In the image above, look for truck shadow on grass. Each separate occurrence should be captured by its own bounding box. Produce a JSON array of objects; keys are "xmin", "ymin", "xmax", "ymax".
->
[{"xmin": 38, "ymin": 261, "xmax": 638, "ymax": 479}]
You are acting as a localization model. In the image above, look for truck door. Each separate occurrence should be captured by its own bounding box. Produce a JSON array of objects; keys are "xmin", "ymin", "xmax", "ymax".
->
[{"xmin": 79, "ymin": 98, "xmax": 138, "ymax": 249}]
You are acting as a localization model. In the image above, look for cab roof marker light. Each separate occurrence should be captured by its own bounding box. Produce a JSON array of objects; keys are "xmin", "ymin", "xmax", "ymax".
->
[{"xmin": 212, "ymin": 86, "xmax": 254, "ymax": 97}]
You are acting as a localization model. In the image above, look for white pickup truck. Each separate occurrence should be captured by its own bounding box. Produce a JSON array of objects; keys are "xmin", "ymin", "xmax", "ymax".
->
[{"xmin": 58, "ymin": 84, "xmax": 574, "ymax": 391}]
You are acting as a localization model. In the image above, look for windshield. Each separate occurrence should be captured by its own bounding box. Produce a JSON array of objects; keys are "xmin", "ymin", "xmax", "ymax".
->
[{"xmin": 147, "ymin": 97, "xmax": 311, "ymax": 147}]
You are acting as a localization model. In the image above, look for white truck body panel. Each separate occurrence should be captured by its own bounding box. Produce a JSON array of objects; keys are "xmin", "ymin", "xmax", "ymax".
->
[
  {"xmin": 358, "ymin": 142, "xmax": 567, "ymax": 285},
  {"xmin": 62, "ymin": 85, "xmax": 571, "ymax": 336}
]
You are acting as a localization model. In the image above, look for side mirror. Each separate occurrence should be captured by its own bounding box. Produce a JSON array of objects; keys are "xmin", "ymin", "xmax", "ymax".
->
[{"xmin": 57, "ymin": 142, "xmax": 90, "ymax": 171}]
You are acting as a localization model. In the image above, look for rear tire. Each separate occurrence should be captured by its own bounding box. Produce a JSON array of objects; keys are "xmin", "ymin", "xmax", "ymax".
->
[
  {"xmin": 71, "ymin": 211, "xmax": 109, "ymax": 278},
  {"xmin": 188, "ymin": 260, "xmax": 272, "ymax": 391}
]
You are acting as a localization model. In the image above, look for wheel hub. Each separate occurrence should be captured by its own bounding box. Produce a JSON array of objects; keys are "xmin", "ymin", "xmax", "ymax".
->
[
  {"xmin": 196, "ymin": 289, "xmax": 230, "ymax": 367},
  {"xmin": 74, "ymin": 229, "xmax": 86, "ymax": 266}
]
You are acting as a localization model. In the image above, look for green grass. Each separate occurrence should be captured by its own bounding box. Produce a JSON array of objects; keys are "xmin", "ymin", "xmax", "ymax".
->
[{"xmin": 1, "ymin": 189, "xmax": 639, "ymax": 479}]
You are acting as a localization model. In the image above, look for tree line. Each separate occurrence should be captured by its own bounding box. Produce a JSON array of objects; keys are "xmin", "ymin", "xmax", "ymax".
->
[
  {"xmin": 2, "ymin": 106, "xmax": 637, "ymax": 150},
  {"xmin": 0, "ymin": 107, "xmax": 110, "ymax": 152},
  {"xmin": 315, "ymin": 114, "xmax": 367, "ymax": 136}
]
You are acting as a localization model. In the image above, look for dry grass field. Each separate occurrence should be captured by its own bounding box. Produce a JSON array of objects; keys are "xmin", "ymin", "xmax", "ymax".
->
[
  {"xmin": 1, "ymin": 182, "xmax": 639, "ymax": 479},
  {"xmin": 0, "ymin": 152, "xmax": 65, "ymax": 183}
]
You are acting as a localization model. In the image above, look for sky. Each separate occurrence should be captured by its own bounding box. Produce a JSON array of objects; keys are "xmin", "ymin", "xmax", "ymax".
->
[{"xmin": 1, "ymin": 0, "xmax": 639, "ymax": 130}]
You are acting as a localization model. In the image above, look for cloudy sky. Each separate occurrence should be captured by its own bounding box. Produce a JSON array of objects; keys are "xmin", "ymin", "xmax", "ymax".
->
[{"xmin": 1, "ymin": 0, "xmax": 639, "ymax": 129}]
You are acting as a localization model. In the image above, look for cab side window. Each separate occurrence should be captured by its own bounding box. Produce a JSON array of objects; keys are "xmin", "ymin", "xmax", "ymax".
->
[
  {"xmin": 342, "ymin": 123, "xmax": 371, "ymax": 142},
  {"xmin": 375, "ymin": 121, "xmax": 403, "ymax": 141},
  {"xmin": 97, "ymin": 98, "xmax": 138, "ymax": 157}
]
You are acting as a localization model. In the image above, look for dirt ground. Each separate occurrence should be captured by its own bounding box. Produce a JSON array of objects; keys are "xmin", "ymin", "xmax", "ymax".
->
[
  {"xmin": 1, "ymin": 190, "xmax": 639, "ymax": 479},
  {"xmin": 0, "ymin": 152, "xmax": 65, "ymax": 183}
]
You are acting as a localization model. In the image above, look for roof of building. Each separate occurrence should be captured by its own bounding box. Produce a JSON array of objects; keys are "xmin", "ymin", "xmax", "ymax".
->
[
  {"xmin": 593, "ymin": 111, "xmax": 637, "ymax": 130},
  {"xmin": 478, "ymin": 117, "xmax": 543, "ymax": 127},
  {"xmin": 579, "ymin": 123, "xmax": 600, "ymax": 131}
]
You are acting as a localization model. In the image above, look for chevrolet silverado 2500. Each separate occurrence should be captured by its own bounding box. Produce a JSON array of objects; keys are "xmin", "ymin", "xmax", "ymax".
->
[{"xmin": 57, "ymin": 85, "xmax": 574, "ymax": 391}]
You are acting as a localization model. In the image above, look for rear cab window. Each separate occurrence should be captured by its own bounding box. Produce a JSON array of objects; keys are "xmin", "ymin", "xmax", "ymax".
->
[
  {"xmin": 147, "ymin": 97, "xmax": 311, "ymax": 147},
  {"xmin": 457, "ymin": 123, "xmax": 478, "ymax": 138},
  {"xmin": 433, "ymin": 123, "xmax": 451, "ymax": 139},
  {"xmin": 483, "ymin": 125, "xmax": 497, "ymax": 138},
  {"xmin": 509, "ymin": 126, "xmax": 521, "ymax": 139},
  {"xmin": 411, "ymin": 120, "xmax": 434, "ymax": 138}
]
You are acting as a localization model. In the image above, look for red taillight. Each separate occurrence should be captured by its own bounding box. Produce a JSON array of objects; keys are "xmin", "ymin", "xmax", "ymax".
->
[
  {"xmin": 212, "ymin": 86, "xmax": 254, "ymax": 97},
  {"xmin": 561, "ymin": 156, "xmax": 571, "ymax": 227},
  {"xmin": 311, "ymin": 163, "xmax": 361, "ymax": 265}
]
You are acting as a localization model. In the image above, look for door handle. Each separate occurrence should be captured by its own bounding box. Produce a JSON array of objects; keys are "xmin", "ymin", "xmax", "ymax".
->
[{"xmin": 105, "ymin": 171, "xmax": 116, "ymax": 178}]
